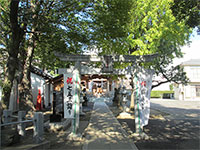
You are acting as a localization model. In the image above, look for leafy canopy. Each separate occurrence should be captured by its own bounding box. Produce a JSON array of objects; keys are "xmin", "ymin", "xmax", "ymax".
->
[{"xmin": 92, "ymin": 0, "xmax": 191, "ymax": 59}]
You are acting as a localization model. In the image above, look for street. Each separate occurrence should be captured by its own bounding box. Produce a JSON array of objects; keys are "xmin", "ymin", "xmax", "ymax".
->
[
  {"xmin": 142, "ymin": 99, "xmax": 200, "ymax": 149},
  {"xmin": 117, "ymin": 98, "xmax": 200, "ymax": 149},
  {"xmin": 150, "ymin": 99, "xmax": 200, "ymax": 120}
]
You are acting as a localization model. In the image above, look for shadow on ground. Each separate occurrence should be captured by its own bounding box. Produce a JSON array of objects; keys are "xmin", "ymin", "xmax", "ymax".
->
[
  {"xmin": 108, "ymin": 99, "xmax": 200, "ymax": 150},
  {"xmin": 118, "ymin": 118, "xmax": 200, "ymax": 150}
]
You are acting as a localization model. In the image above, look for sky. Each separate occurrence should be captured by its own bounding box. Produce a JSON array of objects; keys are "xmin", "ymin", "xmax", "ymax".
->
[{"xmin": 173, "ymin": 28, "xmax": 200, "ymax": 66}]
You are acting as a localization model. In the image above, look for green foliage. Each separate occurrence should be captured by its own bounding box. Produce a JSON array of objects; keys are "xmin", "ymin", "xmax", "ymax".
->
[
  {"xmin": 0, "ymin": 0, "xmax": 94, "ymax": 76},
  {"xmin": 169, "ymin": 84, "xmax": 174, "ymax": 91},
  {"xmin": 171, "ymin": 0, "xmax": 200, "ymax": 30},
  {"xmin": 91, "ymin": 0, "xmax": 133, "ymax": 54},
  {"xmin": 0, "ymin": 0, "xmax": 197, "ymax": 98},
  {"xmin": 151, "ymin": 90, "xmax": 174, "ymax": 98},
  {"xmin": 90, "ymin": 0, "xmax": 192, "ymax": 88},
  {"xmin": 92, "ymin": 0, "xmax": 191, "ymax": 58},
  {"xmin": 31, "ymin": 0, "xmax": 93, "ymax": 72}
]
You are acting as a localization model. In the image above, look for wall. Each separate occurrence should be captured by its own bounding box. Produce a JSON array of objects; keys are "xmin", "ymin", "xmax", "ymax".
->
[
  {"xmin": 184, "ymin": 66, "xmax": 200, "ymax": 83},
  {"xmin": 31, "ymin": 73, "xmax": 45, "ymax": 105},
  {"xmin": 174, "ymin": 84, "xmax": 184, "ymax": 100},
  {"xmin": 183, "ymin": 66, "xmax": 200, "ymax": 100},
  {"xmin": 31, "ymin": 73, "xmax": 54, "ymax": 107}
]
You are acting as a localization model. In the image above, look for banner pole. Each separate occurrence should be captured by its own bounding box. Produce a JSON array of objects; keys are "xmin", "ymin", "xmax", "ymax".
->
[{"xmin": 134, "ymin": 77, "xmax": 142, "ymax": 134}]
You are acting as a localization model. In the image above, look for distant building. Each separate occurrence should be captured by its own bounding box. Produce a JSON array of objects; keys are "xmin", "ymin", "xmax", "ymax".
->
[{"xmin": 174, "ymin": 59, "xmax": 200, "ymax": 100}]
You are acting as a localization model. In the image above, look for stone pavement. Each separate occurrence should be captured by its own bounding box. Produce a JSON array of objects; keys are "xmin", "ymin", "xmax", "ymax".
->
[{"xmin": 83, "ymin": 101, "xmax": 138, "ymax": 150}]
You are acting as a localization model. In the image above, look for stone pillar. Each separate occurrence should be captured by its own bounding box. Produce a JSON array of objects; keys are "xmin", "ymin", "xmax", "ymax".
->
[
  {"xmin": 50, "ymin": 84, "xmax": 53, "ymax": 106},
  {"xmin": 3, "ymin": 110, "xmax": 12, "ymax": 123},
  {"xmin": 107, "ymin": 80, "xmax": 109, "ymax": 93},
  {"xmin": 9, "ymin": 79, "xmax": 18, "ymax": 112},
  {"xmin": 33, "ymin": 112, "xmax": 44, "ymax": 144},
  {"xmin": 18, "ymin": 111, "xmax": 26, "ymax": 136},
  {"xmin": 44, "ymin": 83, "xmax": 50, "ymax": 108}
]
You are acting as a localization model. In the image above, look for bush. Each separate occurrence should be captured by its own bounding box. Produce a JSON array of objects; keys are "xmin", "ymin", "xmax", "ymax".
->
[{"xmin": 151, "ymin": 90, "xmax": 174, "ymax": 98}]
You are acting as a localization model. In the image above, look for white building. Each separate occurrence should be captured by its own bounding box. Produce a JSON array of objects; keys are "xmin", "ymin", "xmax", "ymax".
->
[
  {"xmin": 30, "ymin": 67, "xmax": 54, "ymax": 107},
  {"xmin": 174, "ymin": 59, "xmax": 200, "ymax": 100}
]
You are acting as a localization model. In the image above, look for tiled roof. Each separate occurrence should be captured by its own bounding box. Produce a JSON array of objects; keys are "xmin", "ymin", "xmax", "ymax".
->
[
  {"xmin": 181, "ymin": 59, "xmax": 200, "ymax": 66},
  {"xmin": 31, "ymin": 66, "xmax": 53, "ymax": 80}
]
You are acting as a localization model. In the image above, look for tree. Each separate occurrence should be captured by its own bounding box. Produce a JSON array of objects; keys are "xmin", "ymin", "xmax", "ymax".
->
[
  {"xmin": 0, "ymin": 0, "xmax": 26, "ymax": 109},
  {"xmin": 171, "ymin": 0, "xmax": 200, "ymax": 33},
  {"xmin": 89, "ymin": 0, "xmax": 193, "ymax": 109},
  {"xmin": 91, "ymin": 0, "xmax": 193, "ymax": 90},
  {"xmin": 0, "ymin": 0, "xmax": 93, "ymax": 110},
  {"xmin": 152, "ymin": 64, "xmax": 189, "ymax": 89},
  {"xmin": 151, "ymin": 0, "xmax": 200, "ymax": 88}
]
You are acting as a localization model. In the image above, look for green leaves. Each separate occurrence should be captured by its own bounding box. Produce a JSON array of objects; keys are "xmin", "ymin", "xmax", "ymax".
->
[
  {"xmin": 91, "ymin": 0, "xmax": 192, "ymax": 60},
  {"xmin": 91, "ymin": 0, "xmax": 192, "ymax": 87}
]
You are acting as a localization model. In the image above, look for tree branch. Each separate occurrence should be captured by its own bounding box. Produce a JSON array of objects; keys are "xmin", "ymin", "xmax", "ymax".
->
[{"xmin": 152, "ymin": 80, "xmax": 169, "ymax": 89}]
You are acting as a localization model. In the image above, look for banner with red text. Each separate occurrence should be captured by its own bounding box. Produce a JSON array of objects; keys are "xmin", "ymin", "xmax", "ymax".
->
[{"xmin": 134, "ymin": 68, "xmax": 153, "ymax": 127}]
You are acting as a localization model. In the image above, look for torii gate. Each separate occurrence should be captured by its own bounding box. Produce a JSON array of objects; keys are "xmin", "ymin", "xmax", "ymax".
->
[{"xmin": 55, "ymin": 53, "xmax": 157, "ymax": 136}]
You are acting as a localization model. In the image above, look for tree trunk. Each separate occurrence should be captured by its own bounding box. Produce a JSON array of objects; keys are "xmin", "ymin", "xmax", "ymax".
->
[
  {"xmin": 18, "ymin": 33, "xmax": 36, "ymax": 112},
  {"xmin": 18, "ymin": 1, "xmax": 38, "ymax": 113},
  {"xmin": 1, "ymin": 0, "xmax": 24, "ymax": 109}
]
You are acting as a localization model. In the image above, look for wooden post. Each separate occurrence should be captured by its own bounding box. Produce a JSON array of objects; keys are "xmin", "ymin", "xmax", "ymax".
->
[
  {"xmin": 33, "ymin": 112, "xmax": 44, "ymax": 144},
  {"xmin": 18, "ymin": 111, "xmax": 26, "ymax": 136},
  {"xmin": 3, "ymin": 110, "xmax": 12, "ymax": 123}
]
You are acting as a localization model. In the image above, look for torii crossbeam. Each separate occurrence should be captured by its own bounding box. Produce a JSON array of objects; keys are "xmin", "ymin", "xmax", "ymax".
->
[{"xmin": 54, "ymin": 53, "xmax": 158, "ymax": 63}]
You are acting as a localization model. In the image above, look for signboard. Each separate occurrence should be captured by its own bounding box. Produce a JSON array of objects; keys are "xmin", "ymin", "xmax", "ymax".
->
[
  {"xmin": 63, "ymin": 71, "xmax": 80, "ymax": 120},
  {"xmin": 64, "ymin": 73, "xmax": 74, "ymax": 118},
  {"xmin": 134, "ymin": 68, "xmax": 153, "ymax": 128}
]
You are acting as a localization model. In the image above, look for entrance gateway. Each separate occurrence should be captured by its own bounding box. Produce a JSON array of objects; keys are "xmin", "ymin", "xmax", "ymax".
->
[{"xmin": 55, "ymin": 53, "xmax": 157, "ymax": 136}]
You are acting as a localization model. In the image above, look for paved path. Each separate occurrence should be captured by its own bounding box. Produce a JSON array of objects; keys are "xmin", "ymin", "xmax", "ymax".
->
[{"xmin": 83, "ymin": 102, "xmax": 138, "ymax": 150}]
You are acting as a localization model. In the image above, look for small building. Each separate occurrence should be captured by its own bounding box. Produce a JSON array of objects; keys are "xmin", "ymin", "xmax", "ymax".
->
[
  {"xmin": 8, "ymin": 66, "xmax": 54, "ymax": 111},
  {"xmin": 51, "ymin": 74, "xmax": 115, "ymax": 96},
  {"xmin": 174, "ymin": 59, "xmax": 200, "ymax": 100}
]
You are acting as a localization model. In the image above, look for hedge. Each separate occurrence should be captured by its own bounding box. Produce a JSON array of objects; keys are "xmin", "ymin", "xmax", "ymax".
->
[{"xmin": 151, "ymin": 90, "xmax": 174, "ymax": 98}]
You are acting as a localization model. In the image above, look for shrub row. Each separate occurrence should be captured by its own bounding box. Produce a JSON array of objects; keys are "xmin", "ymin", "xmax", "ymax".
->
[{"xmin": 151, "ymin": 90, "xmax": 174, "ymax": 98}]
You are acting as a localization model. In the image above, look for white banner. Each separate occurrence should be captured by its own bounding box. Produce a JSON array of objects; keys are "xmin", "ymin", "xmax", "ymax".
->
[
  {"xmin": 63, "ymin": 72, "xmax": 80, "ymax": 119},
  {"xmin": 134, "ymin": 68, "xmax": 153, "ymax": 127}
]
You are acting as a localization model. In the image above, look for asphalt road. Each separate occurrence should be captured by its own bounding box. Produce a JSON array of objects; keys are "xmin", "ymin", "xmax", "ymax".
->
[
  {"xmin": 150, "ymin": 98, "xmax": 200, "ymax": 120},
  {"xmin": 130, "ymin": 99, "xmax": 200, "ymax": 150}
]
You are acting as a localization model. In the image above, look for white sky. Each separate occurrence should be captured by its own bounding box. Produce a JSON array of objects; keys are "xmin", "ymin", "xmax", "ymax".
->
[{"xmin": 173, "ymin": 28, "xmax": 200, "ymax": 66}]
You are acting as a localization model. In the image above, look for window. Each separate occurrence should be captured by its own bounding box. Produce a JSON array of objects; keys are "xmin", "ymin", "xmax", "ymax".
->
[
  {"xmin": 190, "ymin": 66, "xmax": 200, "ymax": 81},
  {"xmin": 196, "ymin": 85, "xmax": 200, "ymax": 97}
]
